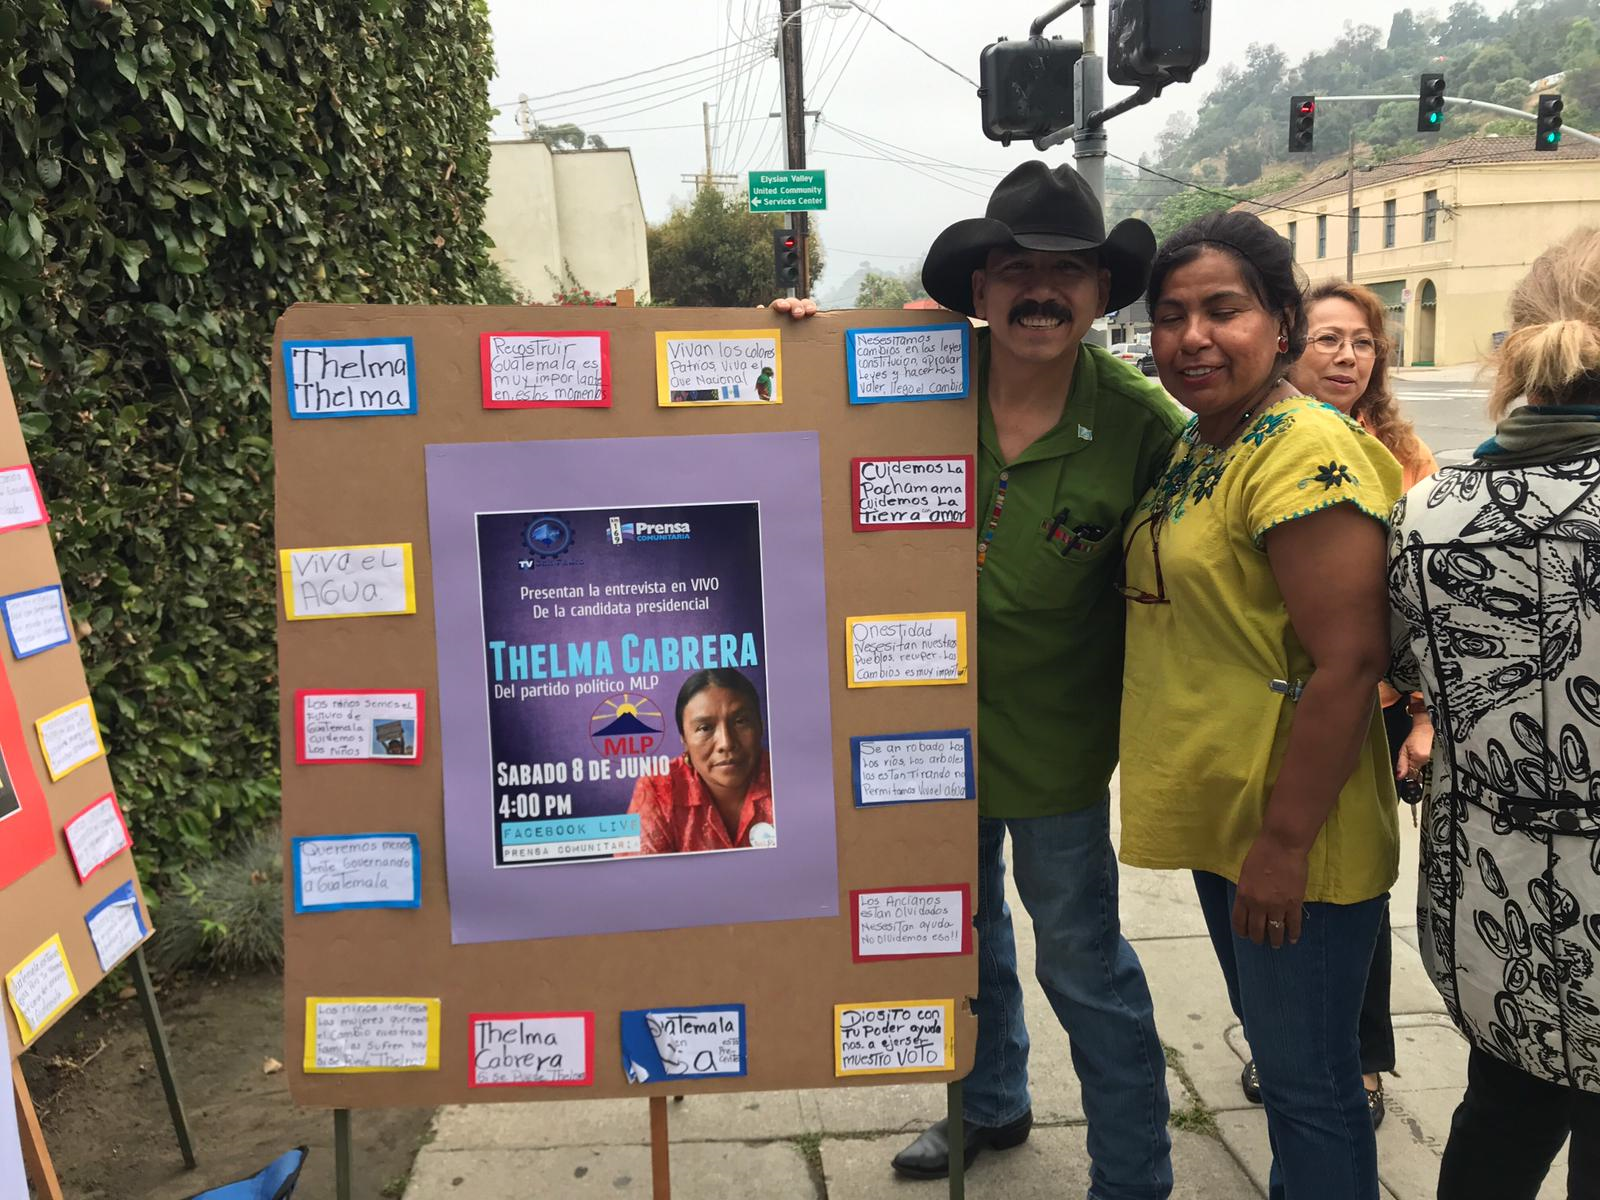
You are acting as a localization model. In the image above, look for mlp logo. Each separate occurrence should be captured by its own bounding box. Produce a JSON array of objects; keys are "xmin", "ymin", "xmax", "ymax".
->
[
  {"xmin": 518, "ymin": 515, "xmax": 574, "ymax": 570},
  {"xmin": 590, "ymin": 693, "xmax": 665, "ymax": 757}
]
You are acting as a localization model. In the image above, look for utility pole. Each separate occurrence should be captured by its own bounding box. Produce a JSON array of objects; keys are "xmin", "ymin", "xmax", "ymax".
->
[
  {"xmin": 1345, "ymin": 130, "xmax": 1356, "ymax": 282},
  {"xmin": 1068, "ymin": 2, "xmax": 1105, "ymax": 211},
  {"xmin": 703, "ymin": 101, "xmax": 715, "ymax": 190},
  {"xmin": 778, "ymin": 0, "xmax": 810, "ymax": 298}
]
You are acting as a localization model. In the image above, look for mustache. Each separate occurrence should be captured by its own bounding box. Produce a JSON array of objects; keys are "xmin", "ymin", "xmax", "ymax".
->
[{"xmin": 1009, "ymin": 300, "xmax": 1071, "ymax": 325}]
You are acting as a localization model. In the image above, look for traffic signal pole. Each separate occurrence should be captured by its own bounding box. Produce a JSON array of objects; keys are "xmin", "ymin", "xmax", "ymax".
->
[{"xmin": 1313, "ymin": 93, "xmax": 1599, "ymax": 146}]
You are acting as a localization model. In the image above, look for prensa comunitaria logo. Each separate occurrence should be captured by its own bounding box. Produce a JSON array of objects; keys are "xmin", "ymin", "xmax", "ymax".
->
[{"xmin": 608, "ymin": 516, "xmax": 692, "ymax": 544}]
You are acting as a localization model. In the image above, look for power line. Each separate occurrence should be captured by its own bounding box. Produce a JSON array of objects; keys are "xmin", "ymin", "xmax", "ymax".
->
[
  {"xmin": 1107, "ymin": 153, "xmax": 1443, "ymax": 220},
  {"xmin": 534, "ymin": 50, "xmax": 767, "ymax": 124},
  {"xmin": 828, "ymin": 0, "xmax": 977, "ymax": 88},
  {"xmin": 492, "ymin": 33, "xmax": 769, "ymax": 109}
]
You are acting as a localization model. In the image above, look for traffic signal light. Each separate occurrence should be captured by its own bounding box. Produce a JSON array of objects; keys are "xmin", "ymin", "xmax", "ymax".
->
[
  {"xmin": 1537, "ymin": 94, "xmax": 1564, "ymax": 150},
  {"xmin": 977, "ymin": 35, "xmax": 1082, "ymax": 145},
  {"xmin": 1288, "ymin": 96, "xmax": 1315, "ymax": 153},
  {"xmin": 1417, "ymin": 73, "xmax": 1445, "ymax": 132},
  {"xmin": 1107, "ymin": 0, "xmax": 1213, "ymax": 87},
  {"xmin": 773, "ymin": 228, "xmax": 800, "ymax": 289}
]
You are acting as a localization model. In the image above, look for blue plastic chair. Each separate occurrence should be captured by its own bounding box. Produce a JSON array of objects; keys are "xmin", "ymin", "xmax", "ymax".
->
[{"xmin": 180, "ymin": 1147, "xmax": 308, "ymax": 1200}]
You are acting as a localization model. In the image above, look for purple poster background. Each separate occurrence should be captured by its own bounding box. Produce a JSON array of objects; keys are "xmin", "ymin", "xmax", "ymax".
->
[{"xmin": 426, "ymin": 432, "xmax": 838, "ymax": 944}]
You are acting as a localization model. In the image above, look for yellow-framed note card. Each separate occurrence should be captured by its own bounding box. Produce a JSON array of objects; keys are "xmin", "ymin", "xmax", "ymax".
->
[
  {"xmin": 845, "ymin": 612, "xmax": 967, "ymax": 687},
  {"xmin": 279, "ymin": 543, "xmax": 416, "ymax": 621},
  {"xmin": 34, "ymin": 697, "xmax": 106, "ymax": 781},
  {"xmin": 304, "ymin": 996, "xmax": 441, "ymax": 1073},
  {"xmin": 656, "ymin": 329, "xmax": 781, "ymax": 406},
  {"xmin": 834, "ymin": 998, "xmax": 955, "ymax": 1077},
  {"xmin": 6, "ymin": 934, "xmax": 80, "ymax": 1043}
]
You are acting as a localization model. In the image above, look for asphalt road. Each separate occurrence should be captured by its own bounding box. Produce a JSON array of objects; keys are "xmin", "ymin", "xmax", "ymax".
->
[{"xmin": 1391, "ymin": 376, "xmax": 1495, "ymax": 467}]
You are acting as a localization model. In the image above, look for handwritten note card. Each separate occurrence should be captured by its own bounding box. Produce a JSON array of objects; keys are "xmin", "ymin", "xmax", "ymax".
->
[
  {"xmin": 283, "ymin": 338, "xmax": 418, "ymax": 419},
  {"xmin": 852, "ymin": 886, "xmax": 971, "ymax": 961},
  {"xmin": 852, "ymin": 456, "xmax": 974, "ymax": 531},
  {"xmin": 85, "ymin": 881, "xmax": 150, "ymax": 971},
  {"xmin": 280, "ymin": 543, "xmax": 416, "ymax": 620},
  {"xmin": 304, "ymin": 997, "xmax": 441, "ymax": 1073},
  {"xmin": 851, "ymin": 730, "xmax": 975, "ymax": 807},
  {"xmin": 656, "ymin": 330, "xmax": 781, "ymax": 406},
  {"xmin": 0, "ymin": 465, "xmax": 47, "ymax": 533},
  {"xmin": 469, "ymin": 1012, "xmax": 595, "ymax": 1087},
  {"xmin": 63, "ymin": 793, "xmax": 134, "ymax": 881},
  {"xmin": 620, "ymin": 1004, "xmax": 747, "ymax": 1083},
  {"xmin": 835, "ymin": 999, "xmax": 955, "ymax": 1077},
  {"xmin": 6, "ymin": 935, "xmax": 79, "ymax": 1042},
  {"xmin": 846, "ymin": 323, "xmax": 970, "ymax": 404},
  {"xmin": 846, "ymin": 613, "xmax": 968, "ymax": 688},
  {"xmin": 481, "ymin": 332, "xmax": 610, "ymax": 408},
  {"xmin": 292, "ymin": 833, "xmax": 420, "ymax": 914},
  {"xmin": 1, "ymin": 585, "xmax": 71, "ymax": 659},
  {"xmin": 34, "ymin": 697, "xmax": 105, "ymax": 781},
  {"xmin": 296, "ymin": 690, "xmax": 424, "ymax": 764}
]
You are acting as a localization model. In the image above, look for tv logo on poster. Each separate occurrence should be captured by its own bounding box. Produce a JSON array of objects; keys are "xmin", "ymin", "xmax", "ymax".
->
[
  {"xmin": 518, "ymin": 515, "xmax": 578, "ymax": 570},
  {"xmin": 608, "ymin": 516, "xmax": 692, "ymax": 545},
  {"xmin": 590, "ymin": 693, "xmax": 665, "ymax": 757}
]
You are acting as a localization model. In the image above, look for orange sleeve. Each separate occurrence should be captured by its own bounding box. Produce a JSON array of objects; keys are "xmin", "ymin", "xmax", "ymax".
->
[
  {"xmin": 627, "ymin": 775, "xmax": 678, "ymax": 856},
  {"xmin": 1402, "ymin": 439, "xmax": 1439, "ymax": 493}
]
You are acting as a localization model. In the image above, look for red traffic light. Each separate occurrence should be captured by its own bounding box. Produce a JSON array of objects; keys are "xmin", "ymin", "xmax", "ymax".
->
[
  {"xmin": 781, "ymin": 236, "xmax": 796, "ymax": 250},
  {"xmin": 1298, "ymin": 100, "xmax": 1315, "ymax": 115}
]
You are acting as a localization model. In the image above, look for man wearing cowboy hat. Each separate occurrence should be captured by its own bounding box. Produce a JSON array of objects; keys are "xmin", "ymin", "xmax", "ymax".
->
[{"xmin": 777, "ymin": 161, "xmax": 1182, "ymax": 1193}]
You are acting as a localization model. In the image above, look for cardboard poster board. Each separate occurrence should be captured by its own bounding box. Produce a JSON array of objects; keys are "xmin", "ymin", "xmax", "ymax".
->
[
  {"xmin": 0, "ymin": 360, "xmax": 154, "ymax": 1062},
  {"xmin": 276, "ymin": 304, "xmax": 978, "ymax": 1105}
]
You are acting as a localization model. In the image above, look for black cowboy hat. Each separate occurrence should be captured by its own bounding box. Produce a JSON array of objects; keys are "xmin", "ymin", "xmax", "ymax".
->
[{"xmin": 922, "ymin": 161, "xmax": 1156, "ymax": 317}]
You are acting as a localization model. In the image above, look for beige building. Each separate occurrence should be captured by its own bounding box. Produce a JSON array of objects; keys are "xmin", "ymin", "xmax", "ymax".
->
[
  {"xmin": 485, "ymin": 140, "xmax": 652, "ymax": 303},
  {"xmin": 1241, "ymin": 136, "xmax": 1600, "ymax": 366}
]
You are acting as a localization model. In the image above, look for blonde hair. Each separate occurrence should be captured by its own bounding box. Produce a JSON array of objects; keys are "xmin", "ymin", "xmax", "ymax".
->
[
  {"xmin": 1300, "ymin": 280, "xmax": 1423, "ymax": 466},
  {"xmin": 1490, "ymin": 227, "xmax": 1600, "ymax": 421}
]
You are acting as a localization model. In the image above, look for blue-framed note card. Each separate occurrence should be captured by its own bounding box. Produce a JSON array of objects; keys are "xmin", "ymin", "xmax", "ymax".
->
[
  {"xmin": 845, "ymin": 323, "xmax": 970, "ymax": 404},
  {"xmin": 283, "ymin": 337, "xmax": 418, "ymax": 419},
  {"xmin": 851, "ymin": 729, "xmax": 975, "ymax": 807},
  {"xmin": 84, "ymin": 880, "xmax": 150, "ymax": 972},
  {"xmin": 0, "ymin": 585, "xmax": 71, "ymax": 659},
  {"xmin": 621, "ymin": 1004, "xmax": 747, "ymax": 1083},
  {"xmin": 292, "ymin": 832, "xmax": 421, "ymax": 914}
]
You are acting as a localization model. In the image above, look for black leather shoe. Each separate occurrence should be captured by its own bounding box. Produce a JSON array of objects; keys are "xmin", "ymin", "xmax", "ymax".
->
[
  {"xmin": 890, "ymin": 1110, "xmax": 1033, "ymax": 1179},
  {"xmin": 1367, "ymin": 1081, "xmax": 1385, "ymax": 1130},
  {"xmin": 1241, "ymin": 1059, "xmax": 1263, "ymax": 1105}
]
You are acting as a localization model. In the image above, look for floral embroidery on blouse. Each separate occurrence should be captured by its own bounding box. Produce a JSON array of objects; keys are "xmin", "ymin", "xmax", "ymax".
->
[
  {"xmin": 1141, "ymin": 408, "xmax": 1300, "ymax": 522},
  {"xmin": 1240, "ymin": 410, "xmax": 1293, "ymax": 447},
  {"xmin": 1303, "ymin": 461, "xmax": 1358, "ymax": 490}
]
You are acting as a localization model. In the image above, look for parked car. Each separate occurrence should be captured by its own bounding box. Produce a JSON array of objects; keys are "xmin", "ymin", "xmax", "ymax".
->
[{"xmin": 1109, "ymin": 341, "xmax": 1157, "ymax": 377}]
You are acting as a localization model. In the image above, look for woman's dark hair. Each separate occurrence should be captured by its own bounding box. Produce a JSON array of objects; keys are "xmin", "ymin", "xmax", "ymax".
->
[
  {"xmin": 1147, "ymin": 211, "xmax": 1308, "ymax": 371},
  {"xmin": 674, "ymin": 668, "xmax": 763, "ymax": 735}
]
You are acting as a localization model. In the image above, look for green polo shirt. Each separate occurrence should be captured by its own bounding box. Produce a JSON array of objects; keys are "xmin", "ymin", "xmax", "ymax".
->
[{"xmin": 976, "ymin": 332, "xmax": 1185, "ymax": 818}]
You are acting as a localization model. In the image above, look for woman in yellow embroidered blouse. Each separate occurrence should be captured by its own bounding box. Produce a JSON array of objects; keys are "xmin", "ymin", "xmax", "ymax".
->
[{"xmin": 1117, "ymin": 212, "xmax": 1401, "ymax": 1200}]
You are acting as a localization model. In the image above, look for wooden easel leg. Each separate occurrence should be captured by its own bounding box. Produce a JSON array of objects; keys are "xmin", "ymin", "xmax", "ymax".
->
[
  {"xmin": 130, "ymin": 946, "xmax": 197, "ymax": 1168},
  {"xmin": 947, "ymin": 1080, "xmax": 965, "ymax": 1200},
  {"xmin": 12, "ymin": 1058, "xmax": 64, "ymax": 1200},
  {"xmin": 334, "ymin": 1108, "xmax": 353, "ymax": 1200},
  {"xmin": 649, "ymin": 1095, "xmax": 670, "ymax": 1199}
]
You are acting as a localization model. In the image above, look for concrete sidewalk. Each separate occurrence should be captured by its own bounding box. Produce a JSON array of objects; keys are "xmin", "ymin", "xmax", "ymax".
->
[{"xmin": 404, "ymin": 785, "xmax": 1569, "ymax": 1199}]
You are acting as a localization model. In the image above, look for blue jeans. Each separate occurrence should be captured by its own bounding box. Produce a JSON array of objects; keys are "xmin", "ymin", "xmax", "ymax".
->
[
  {"xmin": 970, "ymin": 804, "xmax": 1173, "ymax": 1200},
  {"xmin": 1193, "ymin": 871, "xmax": 1384, "ymax": 1200}
]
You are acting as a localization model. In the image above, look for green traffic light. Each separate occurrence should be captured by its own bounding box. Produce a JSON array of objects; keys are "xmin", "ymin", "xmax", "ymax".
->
[
  {"xmin": 1548, "ymin": 131, "xmax": 1561, "ymax": 143},
  {"xmin": 1429, "ymin": 112, "xmax": 1439, "ymax": 124}
]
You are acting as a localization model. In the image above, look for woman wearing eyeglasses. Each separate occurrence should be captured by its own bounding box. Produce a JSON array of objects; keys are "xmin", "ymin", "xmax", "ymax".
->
[
  {"xmin": 1116, "ymin": 211, "xmax": 1403, "ymax": 1200},
  {"xmin": 1231, "ymin": 281, "xmax": 1440, "ymax": 1128}
]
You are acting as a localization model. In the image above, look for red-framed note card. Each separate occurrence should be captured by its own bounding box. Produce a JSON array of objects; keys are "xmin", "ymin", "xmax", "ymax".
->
[
  {"xmin": 850, "ymin": 884, "xmax": 972, "ymax": 962},
  {"xmin": 851, "ymin": 456, "xmax": 974, "ymax": 531}
]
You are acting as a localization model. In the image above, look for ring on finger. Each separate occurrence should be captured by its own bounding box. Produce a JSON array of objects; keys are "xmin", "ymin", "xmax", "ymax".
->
[{"xmin": 1267, "ymin": 919, "xmax": 1284, "ymax": 929}]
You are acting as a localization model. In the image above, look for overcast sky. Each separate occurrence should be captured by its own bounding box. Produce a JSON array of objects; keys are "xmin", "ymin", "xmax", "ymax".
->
[{"xmin": 485, "ymin": 0, "xmax": 1516, "ymax": 291}]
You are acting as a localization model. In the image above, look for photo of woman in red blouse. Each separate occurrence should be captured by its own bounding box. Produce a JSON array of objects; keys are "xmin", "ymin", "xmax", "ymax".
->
[{"xmin": 625, "ymin": 668, "xmax": 775, "ymax": 856}]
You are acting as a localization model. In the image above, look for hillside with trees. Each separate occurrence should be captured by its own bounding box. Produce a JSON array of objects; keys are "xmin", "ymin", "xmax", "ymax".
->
[{"xmin": 1105, "ymin": 0, "xmax": 1600, "ymax": 235}]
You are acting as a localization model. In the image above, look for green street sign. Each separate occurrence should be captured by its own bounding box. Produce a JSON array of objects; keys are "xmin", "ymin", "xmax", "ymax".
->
[{"xmin": 748, "ymin": 169, "xmax": 827, "ymax": 213}]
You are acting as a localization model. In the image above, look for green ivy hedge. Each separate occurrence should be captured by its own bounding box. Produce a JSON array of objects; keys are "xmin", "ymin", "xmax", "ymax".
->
[{"xmin": 0, "ymin": 0, "xmax": 501, "ymax": 879}]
